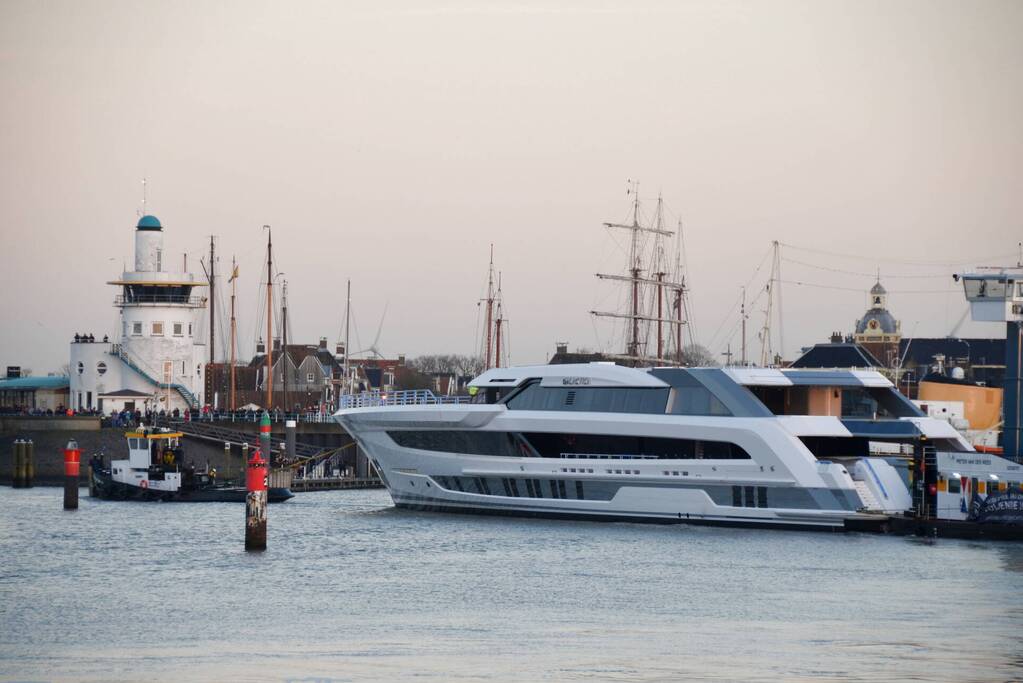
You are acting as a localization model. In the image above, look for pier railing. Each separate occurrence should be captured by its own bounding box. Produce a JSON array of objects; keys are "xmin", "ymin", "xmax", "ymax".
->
[{"xmin": 337, "ymin": 389, "xmax": 470, "ymax": 409}]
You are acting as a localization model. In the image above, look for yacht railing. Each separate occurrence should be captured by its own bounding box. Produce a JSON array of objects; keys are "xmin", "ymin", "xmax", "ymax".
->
[
  {"xmin": 559, "ymin": 453, "xmax": 661, "ymax": 460},
  {"xmin": 338, "ymin": 390, "xmax": 470, "ymax": 409}
]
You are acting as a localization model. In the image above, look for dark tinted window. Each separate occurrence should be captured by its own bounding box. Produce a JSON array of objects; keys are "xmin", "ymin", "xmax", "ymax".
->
[
  {"xmin": 505, "ymin": 383, "xmax": 669, "ymax": 414},
  {"xmin": 666, "ymin": 372, "xmax": 731, "ymax": 416},
  {"xmin": 388, "ymin": 431, "xmax": 528, "ymax": 457},
  {"xmin": 523, "ymin": 432, "xmax": 750, "ymax": 460}
]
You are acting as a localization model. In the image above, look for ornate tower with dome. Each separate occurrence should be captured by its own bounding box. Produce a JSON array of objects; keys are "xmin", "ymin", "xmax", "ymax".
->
[{"xmin": 853, "ymin": 280, "xmax": 902, "ymax": 367}]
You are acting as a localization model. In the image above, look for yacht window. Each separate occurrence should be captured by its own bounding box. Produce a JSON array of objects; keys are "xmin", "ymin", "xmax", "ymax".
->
[
  {"xmin": 522, "ymin": 432, "xmax": 751, "ymax": 460},
  {"xmin": 504, "ymin": 383, "xmax": 670, "ymax": 414},
  {"xmin": 576, "ymin": 481, "xmax": 585, "ymax": 499},
  {"xmin": 388, "ymin": 431, "xmax": 526, "ymax": 458}
]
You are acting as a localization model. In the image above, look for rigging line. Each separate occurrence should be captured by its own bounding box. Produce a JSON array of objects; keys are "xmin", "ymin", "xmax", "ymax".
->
[
  {"xmin": 706, "ymin": 248, "xmax": 773, "ymax": 349},
  {"xmin": 778, "ymin": 279, "xmax": 959, "ymax": 294},
  {"xmin": 779, "ymin": 242, "xmax": 1017, "ymax": 267},
  {"xmin": 780, "ymin": 256, "xmax": 958, "ymax": 279}
]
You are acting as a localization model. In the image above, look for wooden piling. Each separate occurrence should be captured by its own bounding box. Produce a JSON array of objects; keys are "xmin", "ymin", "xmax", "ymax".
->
[
  {"xmin": 64, "ymin": 439, "xmax": 80, "ymax": 510},
  {"xmin": 12, "ymin": 439, "xmax": 24, "ymax": 488},
  {"xmin": 245, "ymin": 449, "xmax": 268, "ymax": 551},
  {"xmin": 25, "ymin": 440, "xmax": 35, "ymax": 487}
]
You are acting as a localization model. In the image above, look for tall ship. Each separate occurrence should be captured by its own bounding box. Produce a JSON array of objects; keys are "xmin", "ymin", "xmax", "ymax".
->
[{"xmin": 335, "ymin": 362, "xmax": 995, "ymax": 529}]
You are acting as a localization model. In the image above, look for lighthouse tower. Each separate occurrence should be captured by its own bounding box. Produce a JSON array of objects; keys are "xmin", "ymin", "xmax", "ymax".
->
[{"xmin": 69, "ymin": 215, "xmax": 207, "ymax": 414}]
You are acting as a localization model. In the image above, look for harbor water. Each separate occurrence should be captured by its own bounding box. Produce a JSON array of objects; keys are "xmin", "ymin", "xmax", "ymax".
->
[{"xmin": 2, "ymin": 487, "xmax": 1023, "ymax": 682}]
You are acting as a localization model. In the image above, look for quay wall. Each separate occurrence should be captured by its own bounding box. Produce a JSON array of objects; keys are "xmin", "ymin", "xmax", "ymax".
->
[
  {"xmin": 1, "ymin": 418, "xmax": 359, "ymax": 487},
  {"xmin": 2, "ymin": 427, "xmax": 245, "ymax": 486}
]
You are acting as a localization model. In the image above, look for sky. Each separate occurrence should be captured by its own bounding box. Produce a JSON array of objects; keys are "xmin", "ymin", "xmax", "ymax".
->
[{"xmin": 1, "ymin": 0, "xmax": 1020, "ymax": 375}]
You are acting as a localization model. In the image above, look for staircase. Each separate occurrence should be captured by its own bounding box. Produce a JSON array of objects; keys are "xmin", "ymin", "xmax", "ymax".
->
[
  {"xmin": 109, "ymin": 344, "xmax": 199, "ymax": 409},
  {"xmin": 853, "ymin": 479, "xmax": 882, "ymax": 511}
]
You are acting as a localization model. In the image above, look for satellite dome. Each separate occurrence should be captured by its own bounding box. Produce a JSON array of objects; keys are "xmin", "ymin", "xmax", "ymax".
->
[{"xmin": 136, "ymin": 215, "xmax": 162, "ymax": 231}]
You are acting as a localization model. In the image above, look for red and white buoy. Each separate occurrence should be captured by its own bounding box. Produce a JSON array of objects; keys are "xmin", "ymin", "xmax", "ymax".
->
[
  {"xmin": 245, "ymin": 449, "xmax": 268, "ymax": 551},
  {"xmin": 63, "ymin": 439, "xmax": 81, "ymax": 510}
]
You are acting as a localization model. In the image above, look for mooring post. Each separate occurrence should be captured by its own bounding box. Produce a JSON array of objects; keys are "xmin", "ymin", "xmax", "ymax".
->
[
  {"xmin": 25, "ymin": 439, "xmax": 34, "ymax": 488},
  {"xmin": 245, "ymin": 448, "xmax": 268, "ymax": 551},
  {"xmin": 285, "ymin": 419, "xmax": 296, "ymax": 463},
  {"xmin": 64, "ymin": 439, "xmax": 80, "ymax": 510},
  {"xmin": 12, "ymin": 439, "xmax": 24, "ymax": 488},
  {"xmin": 259, "ymin": 411, "xmax": 272, "ymax": 467},
  {"xmin": 224, "ymin": 441, "xmax": 231, "ymax": 483}
]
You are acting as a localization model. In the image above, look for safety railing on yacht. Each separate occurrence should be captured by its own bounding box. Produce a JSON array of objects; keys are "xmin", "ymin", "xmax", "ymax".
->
[{"xmin": 337, "ymin": 389, "xmax": 470, "ymax": 409}]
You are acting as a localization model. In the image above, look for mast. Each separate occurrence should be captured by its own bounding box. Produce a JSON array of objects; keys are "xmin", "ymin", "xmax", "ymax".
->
[
  {"xmin": 494, "ymin": 273, "xmax": 503, "ymax": 369},
  {"xmin": 592, "ymin": 182, "xmax": 678, "ymax": 363},
  {"xmin": 656, "ymin": 272, "xmax": 664, "ymax": 360},
  {"xmin": 740, "ymin": 286, "xmax": 748, "ymax": 366},
  {"xmin": 760, "ymin": 240, "xmax": 780, "ymax": 367},
  {"xmin": 281, "ymin": 280, "xmax": 289, "ymax": 413},
  {"xmin": 208, "ymin": 236, "xmax": 215, "ymax": 366},
  {"xmin": 229, "ymin": 257, "xmax": 238, "ymax": 411},
  {"xmin": 484, "ymin": 245, "xmax": 495, "ymax": 370},
  {"xmin": 264, "ymin": 226, "xmax": 273, "ymax": 410},
  {"xmin": 344, "ymin": 279, "xmax": 351, "ymax": 394}
]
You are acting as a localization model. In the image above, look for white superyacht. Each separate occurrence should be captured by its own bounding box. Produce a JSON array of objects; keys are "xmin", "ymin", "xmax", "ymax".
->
[{"xmin": 335, "ymin": 362, "xmax": 973, "ymax": 530}]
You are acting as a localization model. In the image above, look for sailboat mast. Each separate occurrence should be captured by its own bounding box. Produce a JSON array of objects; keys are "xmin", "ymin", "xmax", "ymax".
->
[
  {"xmin": 344, "ymin": 279, "xmax": 351, "ymax": 395},
  {"xmin": 629, "ymin": 186, "xmax": 641, "ymax": 358},
  {"xmin": 229, "ymin": 256, "xmax": 237, "ymax": 411},
  {"xmin": 208, "ymin": 236, "xmax": 215, "ymax": 366},
  {"xmin": 656, "ymin": 272, "xmax": 664, "ymax": 360},
  {"xmin": 282, "ymin": 280, "xmax": 289, "ymax": 413},
  {"xmin": 494, "ymin": 273, "xmax": 503, "ymax": 369},
  {"xmin": 484, "ymin": 245, "xmax": 495, "ymax": 370},
  {"xmin": 265, "ymin": 226, "xmax": 273, "ymax": 410},
  {"xmin": 740, "ymin": 286, "xmax": 748, "ymax": 367}
]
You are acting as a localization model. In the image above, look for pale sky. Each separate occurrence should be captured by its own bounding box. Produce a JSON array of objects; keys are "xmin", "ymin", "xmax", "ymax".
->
[{"xmin": 1, "ymin": 0, "xmax": 1020, "ymax": 375}]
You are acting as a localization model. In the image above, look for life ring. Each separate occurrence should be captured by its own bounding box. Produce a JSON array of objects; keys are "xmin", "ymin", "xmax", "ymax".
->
[{"xmin": 141, "ymin": 480, "xmax": 149, "ymax": 489}]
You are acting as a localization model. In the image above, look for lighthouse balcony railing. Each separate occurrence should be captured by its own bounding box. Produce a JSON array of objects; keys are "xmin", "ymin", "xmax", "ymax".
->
[{"xmin": 114, "ymin": 294, "xmax": 205, "ymax": 307}]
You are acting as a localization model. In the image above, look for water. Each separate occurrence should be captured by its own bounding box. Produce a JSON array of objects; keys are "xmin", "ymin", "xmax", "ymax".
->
[{"xmin": 2, "ymin": 488, "xmax": 1022, "ymax": 683}]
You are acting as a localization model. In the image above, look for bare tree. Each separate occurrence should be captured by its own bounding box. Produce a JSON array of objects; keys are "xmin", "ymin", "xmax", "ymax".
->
[{"xmin": 682, "ymin": 344, "xmax": 718, "ymax": 367}]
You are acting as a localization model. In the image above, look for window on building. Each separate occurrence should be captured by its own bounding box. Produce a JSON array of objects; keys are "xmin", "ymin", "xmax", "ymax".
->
[
  {"xmin": 152, "ymin": 322, "xmax": 164, "ymax": 336},
  {"xmin": 97, "ymin": 361, "xmax": 107, "ymax": 375},
  {"xmin": 132, "ymin": 322, "xmax": 143, "ymax": 336},
  {"xmin": 156, "ymin": 248, "xmax": 162, "ymax": 272},
  {"xmin": 188, "ymin": 323, "xmax": 193, "ymax": 336},
  {"xmin": 76, "ymin": 362, "xmax": 84, "ymax": 375},
  {"xmin": 173, "ymin": 323, "xmax": 183, "ymax": 337},
  {"xmin": 181, "ymin": 361, "xmax": 186, "ymax": 375},
  {"xmin": 307, "ymin": 373, "xmax": 315, "ymax": 382}
]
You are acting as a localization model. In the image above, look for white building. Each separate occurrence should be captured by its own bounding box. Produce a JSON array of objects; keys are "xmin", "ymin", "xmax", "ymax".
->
[{"xmin": 69, "ymin": 215, "xmax": 207, "ymax": 414}]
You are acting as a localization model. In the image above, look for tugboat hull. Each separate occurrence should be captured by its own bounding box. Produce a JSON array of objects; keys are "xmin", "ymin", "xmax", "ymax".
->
[{"xmin": 89, "ymin": 467, "xmax": 294, "ymax": 503}]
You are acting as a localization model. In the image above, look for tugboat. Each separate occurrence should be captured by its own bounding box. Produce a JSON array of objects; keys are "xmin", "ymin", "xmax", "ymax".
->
[{"xmin": 89, "ymin": 427, "xmax": 294, "ymax": 502}]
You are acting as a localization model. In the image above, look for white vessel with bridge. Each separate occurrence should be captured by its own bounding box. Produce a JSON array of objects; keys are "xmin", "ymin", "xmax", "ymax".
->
[{"xmin": 334, "ymin": 362, "xmax": 982, "ymax": 530}]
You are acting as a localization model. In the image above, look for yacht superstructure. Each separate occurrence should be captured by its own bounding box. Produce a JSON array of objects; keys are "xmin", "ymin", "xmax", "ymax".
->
[{"xmin": 336, "ymin": 363, "xmax": 973, "ymax": 529}]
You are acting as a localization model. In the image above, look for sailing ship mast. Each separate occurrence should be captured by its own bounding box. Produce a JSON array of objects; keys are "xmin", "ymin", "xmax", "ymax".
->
[
  {"xmin": 229, "ymin": 257, "xmax": 238, "ymax": 411},
  {"xmin": 208, "ymin": 236, "xmax": 216, "ymax": 366},
  {"xmin": 591, "ymin": 184, "xmax": 686, "ymax": 365},
  {"xmin": 344, "ymin": 279, "xmax": 351, "ymax": 395},
  {"xmin": 494, "ymin": 273, "xmax": 505, "ymax": 369},
  {"xmin": 483, "ymin": 245, "xmax": 495, "ymax": 370},
  {"xmin": 281, "ymin": 279, "xmax": 289, "ymax": 412},
  {"xmin": 264, "ymin": 225, "xmax": 273, "ymax": 410}
]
